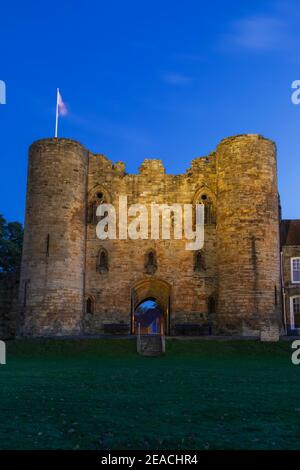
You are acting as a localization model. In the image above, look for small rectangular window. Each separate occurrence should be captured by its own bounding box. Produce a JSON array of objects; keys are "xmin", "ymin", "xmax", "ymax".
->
[
  {"xmin": 24, "ymin": 280, "xmax": 30, "ymax": 307},
  {"xmin": 291, "ymin": 296, "xmax": 300, "ymax": 329},
  {"xmin": 46, "ymin": 234, "xmax": 50, "ymax": 257},
  {"xmin": 291, "ymin": 258, "xmax": 300, "ymax": 283},
  {"xmin": 293, "ymin": 297, "xmax": 300, "ymax": 314}
]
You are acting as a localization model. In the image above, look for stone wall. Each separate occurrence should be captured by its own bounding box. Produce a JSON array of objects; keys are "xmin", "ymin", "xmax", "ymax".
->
[
  {"xmin": 17, "ymin": 134, "xmax": 283, "ymax": 337},
  {"xmin": 18, "ymin": 139, "xmax": 88, "ymax": 336},
  {"xmin": 84, "ymin": 151, "xmax": 217, "ymax": 334},
  {"xmin": 216, "ymin": 135, "xmax": 281, "ymax": 335}
]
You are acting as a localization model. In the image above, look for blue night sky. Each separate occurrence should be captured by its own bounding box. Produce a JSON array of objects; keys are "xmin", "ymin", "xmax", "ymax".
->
[{"xmin": 0, "ymin": 0, "xmax": 300, "ymax": 223}]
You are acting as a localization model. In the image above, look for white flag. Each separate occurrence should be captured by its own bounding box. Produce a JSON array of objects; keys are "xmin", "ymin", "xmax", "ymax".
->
[
  {"xmin": 57, "ymin": 90, "xmax": 67, "ymax": 116},
  {"xmin": 55, "ymin": 88, "xmax": 67, "ymax": 137}
]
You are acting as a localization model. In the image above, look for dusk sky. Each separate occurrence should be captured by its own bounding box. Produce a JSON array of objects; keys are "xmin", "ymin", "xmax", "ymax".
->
[{"xmin": 1, "ymin": 0, "xmax": 300, "ymax": 222}]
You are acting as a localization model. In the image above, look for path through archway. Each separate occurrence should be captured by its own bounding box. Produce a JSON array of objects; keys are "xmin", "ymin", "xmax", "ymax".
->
[
  {"xmin": 131, "ymin": 278, "xmax": 171, "ymax": 335},
  {"xmin": 134, "ymin": 298, "xmax": 163, "ymax": 334}
]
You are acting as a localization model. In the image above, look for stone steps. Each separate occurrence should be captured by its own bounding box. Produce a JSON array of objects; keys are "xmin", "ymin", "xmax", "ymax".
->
[{"xmin": 137, "ymin": 334, "xmax": 165, "ymax": 356}]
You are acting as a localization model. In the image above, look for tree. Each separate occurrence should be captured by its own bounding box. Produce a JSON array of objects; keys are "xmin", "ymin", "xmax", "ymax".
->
[{"xmin": 0, "ymin": 214, "xmax": 23, "ymax": 274}]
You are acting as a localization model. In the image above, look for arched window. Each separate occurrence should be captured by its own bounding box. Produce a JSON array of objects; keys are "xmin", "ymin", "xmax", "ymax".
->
[
  {"xmin": 148, "ymin": 251, "xmax": 155, "ymax": 266},
  {"xmin": 194, "ymin": 251, "xmax": 205, "ymax": 272},
  {"xmin": 144, "ymin": 250, "xmax": 157, "ymax": 274},
  {"xmin": 97, "ymin": 248, "xmax": 109, "ymax": 273},
  {"xmin": 208, "ymin": 296, "xmax": 216, "ymax": 314},
  {"xmin": 86, "ymin": 297, "xmax": 94, "ymax": 314},
  {"xmin": 199, "ymin": 194, "xmax": 216, "ymax": 225},
  {"xmin": 87, "ymin": 191, "xmax": 107, "ymax": 224}
]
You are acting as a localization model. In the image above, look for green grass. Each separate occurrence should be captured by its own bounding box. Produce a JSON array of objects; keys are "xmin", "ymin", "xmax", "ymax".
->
[{"xmin": 0, "ymin": 338, "xmax": 300, "ymax": 450}]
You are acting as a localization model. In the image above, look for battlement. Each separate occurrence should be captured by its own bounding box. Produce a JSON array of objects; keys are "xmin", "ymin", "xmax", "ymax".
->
[
  {"xmin": 19, "ymin": 133, "xmax": 280, "ymax": 337},
  {"xmin": 139, "ymin": 159, "xmax": 165, "ymax": 174},
  {"xmin": 29, "ymin": 134, "xmax": 275, "ymax": 179}
]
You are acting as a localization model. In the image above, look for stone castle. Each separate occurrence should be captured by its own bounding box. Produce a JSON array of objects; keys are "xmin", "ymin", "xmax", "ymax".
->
[{"xmin": 13, "ymin": 133, "xmax": 286, "ymax": 339}]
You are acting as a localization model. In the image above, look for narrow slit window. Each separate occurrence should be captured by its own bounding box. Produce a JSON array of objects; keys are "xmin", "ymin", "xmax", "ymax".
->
[
  {"xmin": 194, "ymin": 251, "xmax": 205, "ymax": 271},
  {"xmin": 86, "ymin": 297, "xmax": 94, "ymax": 314},
  {"xmin": 46, "ymin": 234, "xmax": 50, "ymax": 257},
  {"xmin": 24, "ymin": 280, "xmax": 30, "ymax": 307},
  {"xmin": 97, "ymin": 249, "xmax": 109, "ymax": 272}
]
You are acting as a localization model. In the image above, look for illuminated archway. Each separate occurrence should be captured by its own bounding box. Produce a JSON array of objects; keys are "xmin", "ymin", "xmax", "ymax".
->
[{"xmin": 131, "ymin": 278, "xmax": 171, "ymax": 335}]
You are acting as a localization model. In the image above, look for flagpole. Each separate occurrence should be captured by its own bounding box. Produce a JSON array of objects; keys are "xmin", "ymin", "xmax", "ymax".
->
[{"xmin": 55, "ymin": 88, "xmax": 59, "ymax": 138}]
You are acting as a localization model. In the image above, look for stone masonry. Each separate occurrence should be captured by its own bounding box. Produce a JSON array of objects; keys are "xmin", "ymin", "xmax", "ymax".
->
[{"xmin": 15, "ymin": 134, "xmax": 282, "ymax": 337}]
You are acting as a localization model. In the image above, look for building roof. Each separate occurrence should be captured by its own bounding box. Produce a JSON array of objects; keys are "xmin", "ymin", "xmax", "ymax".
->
[{"xmin": 280, "ymin": 220, "xmax": 300, "ymax": 246}]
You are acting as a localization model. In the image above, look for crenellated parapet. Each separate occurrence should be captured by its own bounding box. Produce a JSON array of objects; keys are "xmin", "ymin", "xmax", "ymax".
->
[{"xmin": 17, "ymin": 134, "xmax": 282, "ymax": 337}]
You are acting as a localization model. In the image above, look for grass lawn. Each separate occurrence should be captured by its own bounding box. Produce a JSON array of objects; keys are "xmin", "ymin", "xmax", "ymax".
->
[{"xmin": 0, "ymin": 338, "xmax": 300, "ymax": 450}]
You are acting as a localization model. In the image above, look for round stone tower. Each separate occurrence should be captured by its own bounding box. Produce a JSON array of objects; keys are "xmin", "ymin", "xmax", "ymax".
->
[
  {"xmin": 216, "ymin": 134, "xmax": 281, "ymax": 335},
  {"xmin": 18, "ymin": 138, "xmax": 88, "ymax": 336}
]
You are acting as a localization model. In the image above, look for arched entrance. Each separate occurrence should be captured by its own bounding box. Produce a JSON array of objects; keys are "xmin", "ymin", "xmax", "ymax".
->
[
  {"xmin": 134, "ymin": 298, "xmax": 163, "ymax": 335},
  {"xmin": 131, "ymin": 278, "xmax": 171, "ymax": 335}
]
